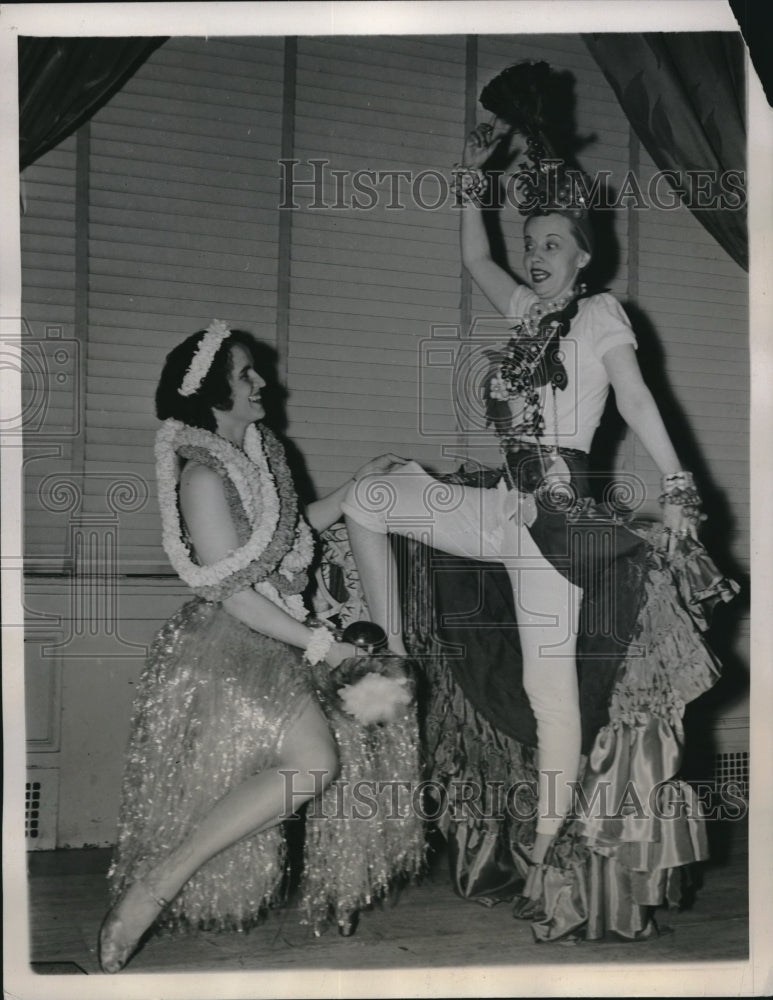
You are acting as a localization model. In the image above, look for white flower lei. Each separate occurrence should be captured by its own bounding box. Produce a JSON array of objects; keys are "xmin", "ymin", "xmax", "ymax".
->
[
  {"xmin": 178, "ymin": 319, "xmax": 231, "ymax": 397},
  {"xmin": 155, "ymin": 419, "xmax": 281, "ymax": 591},
  {"xmin": 280, "ymin": 519, "xmax": 314, "ymax": 579}
]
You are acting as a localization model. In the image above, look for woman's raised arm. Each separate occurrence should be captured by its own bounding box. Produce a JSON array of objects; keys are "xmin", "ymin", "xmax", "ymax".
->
[{"xmin": 459, "ymin": 120, "xmax": 521, "ymax": 317}]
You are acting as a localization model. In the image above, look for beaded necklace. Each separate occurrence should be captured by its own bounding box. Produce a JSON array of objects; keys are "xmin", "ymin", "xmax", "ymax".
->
[{"xmin": 485, "ymin": 287, "xmax": 580, "ymax": 448}]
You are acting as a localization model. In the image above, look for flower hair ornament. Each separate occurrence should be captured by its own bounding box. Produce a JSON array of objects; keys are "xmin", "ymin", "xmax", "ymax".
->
[
  {"xmin": 511, "ymin": 141, "xmax": 594, "ymax": 255},
  {"xmin": 178, "ymin": 319, "xmax": 232, "ymax": 397}
]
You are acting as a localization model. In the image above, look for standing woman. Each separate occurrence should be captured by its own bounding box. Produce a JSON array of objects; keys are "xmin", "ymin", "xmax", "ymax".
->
[
  {"xmin": 98, "ymin": 322, "xmax": 421, "ymax": 973},
  {"xmin": 342, "ymin": 63, "xmax": 737, "ymax": 940}
]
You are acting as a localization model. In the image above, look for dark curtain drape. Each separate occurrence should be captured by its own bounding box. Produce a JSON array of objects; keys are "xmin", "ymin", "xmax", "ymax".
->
[
  {"xmin": 19, "ymin": 36, "xmax": 167, "ymax": 170},
  {"xmin": 584, "ymin": 32, "xmax": 747, "ymax": 271}
]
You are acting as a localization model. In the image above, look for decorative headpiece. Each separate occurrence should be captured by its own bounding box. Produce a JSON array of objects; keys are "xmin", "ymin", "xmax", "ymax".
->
[
  {"xmin": 178, "ymin": 319, "xmax": 232, "ymax": 397},
  {"xmin": 480, "ymin": 60, "xmax": 594, "ymax": 252},
  {"xmin": 513, "ymin": 147, "xmax": 594, "ymax": 254}
]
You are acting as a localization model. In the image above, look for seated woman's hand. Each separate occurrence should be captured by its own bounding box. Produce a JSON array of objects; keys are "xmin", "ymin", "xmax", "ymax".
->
[
  {"xmin": 353, "ymin": 453, "xmax": 408, "ymax": 482},
  {"xmin": 324, "ymin": 641, "xmax": 360, "ymax": 669}
]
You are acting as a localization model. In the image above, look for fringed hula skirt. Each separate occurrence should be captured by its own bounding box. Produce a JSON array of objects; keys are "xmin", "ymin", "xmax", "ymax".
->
[{"xmin": 108, "ymin": 598, "xmax": 424, "ymax": 934}]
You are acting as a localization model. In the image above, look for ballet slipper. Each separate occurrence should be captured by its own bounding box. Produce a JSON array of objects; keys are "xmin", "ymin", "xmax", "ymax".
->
[
  {"xmin": 98, "ymin": 878, "xmax": 168, "ymax": 974},
  {"xmin": 336, "ymin": 908, "xmax": 360, "ymax": 937},
  {"xmin": 312, "ymin": 905, "xmax": 360, "ymax": 939}
]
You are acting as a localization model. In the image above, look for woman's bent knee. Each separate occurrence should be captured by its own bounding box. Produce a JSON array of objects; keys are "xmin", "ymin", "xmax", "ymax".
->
[
  {"xmin": 342, "ymin": 461, "xmax": 434, "ymax": 535},
  {"xmin": 286, "ymin": 739, "xmax": 339, "ymax": 789},
  {"xmin": 341, "ymin": 476, "xmax": 390, "ymax": 534},
  {"xmin": 278, "ymin": 739, "xmax": 339, "ymax": 811},
  {"xmin": 280, "ymin": 701, "xmax": 339, "ymax": 790},
  {"xmin": 312, "ymin": 742, "xmax": 340, "ymax": 788}
]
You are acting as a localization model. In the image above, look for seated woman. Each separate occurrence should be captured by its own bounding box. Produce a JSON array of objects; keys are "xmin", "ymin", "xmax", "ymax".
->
[
  {"xmin": 98, "ymin": 322, "xmax": 423, "ymax": 973},
  {"xmin": 341, "ymin": 63, "xmax": 738, "ymax": 941}
]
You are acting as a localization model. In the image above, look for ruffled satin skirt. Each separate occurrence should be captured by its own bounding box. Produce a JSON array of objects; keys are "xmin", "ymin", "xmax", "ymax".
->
[
  {"xmin": 108, "ymin": 598, "xmax": 424, "ymax": 932},
  {"xmin": 513, "ymin": 526, "xmax": 724, "ymax": 940},
  {"xmin": 402, "ymin": 461, "xmax": 738, "ymax": 942}
]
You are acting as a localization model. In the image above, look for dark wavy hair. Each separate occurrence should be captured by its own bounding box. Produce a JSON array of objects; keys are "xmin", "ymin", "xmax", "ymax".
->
[{"xmin": 155, "ymin": 329, "xmax": 265, "ymax": 431}]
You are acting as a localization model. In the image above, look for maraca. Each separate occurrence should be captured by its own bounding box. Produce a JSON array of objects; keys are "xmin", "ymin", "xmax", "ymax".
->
[{"xmin": 340, "ymin": 621, "xmax": 388, "ymax": 653}]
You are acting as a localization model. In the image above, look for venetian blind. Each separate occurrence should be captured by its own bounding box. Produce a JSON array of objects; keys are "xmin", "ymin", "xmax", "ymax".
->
[
  {"xmin": 635, "ymin": 143, "xmax": 749, "ymax": 669},
  {"xmin": 20, "ymin": 135, "xmax": 78, "ymax": 570},
  {"xmin": 284, "ymin": 35, "xmax": 467, "ymax": 492},
  {"xmin": 84, "ymin": 36, "xmax": 285, "ymax": 572}
]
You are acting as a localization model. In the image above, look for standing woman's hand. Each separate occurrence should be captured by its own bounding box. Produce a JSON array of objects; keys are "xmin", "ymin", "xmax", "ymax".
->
[
  {"xmin": 461, "ymin": 118, "xmax": 515, "ymax": 169},
  {"xmin": 352, "ymin": 453, "xmax": 408, "ymax": 482},
  {"xmin": 658, "ymin": 470, "xmax": 705, "ymax": 556},
  {"xmin": 661, "ymin": 501, "xmax": 702, "ymax": 556}
]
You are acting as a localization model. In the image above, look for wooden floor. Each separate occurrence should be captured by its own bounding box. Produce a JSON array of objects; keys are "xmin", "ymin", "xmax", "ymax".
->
[{"xmin": 27, "ymin": 821, "xmax": 748, "ymax": 978}]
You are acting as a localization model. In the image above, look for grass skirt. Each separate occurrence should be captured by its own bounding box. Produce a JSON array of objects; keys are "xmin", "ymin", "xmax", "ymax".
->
[
  {"xmin": 107, "ymin": 599, "xmax": 313, "ymax": 930},
  {"xmin": 108, "ymin": 598, "xmax": 425, "ymax": 933},
  {"xmin": 301, "ymin": 653, "xmax": 426, "ymax": 928}
]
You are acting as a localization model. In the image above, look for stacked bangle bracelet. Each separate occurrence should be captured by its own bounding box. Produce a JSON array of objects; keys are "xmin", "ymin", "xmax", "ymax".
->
[
  {"xmin": 659, "ymin": 471, "xmax": 705, "ymax": 522},
  {"xmin": 659, "ymin": 471, "xmax": 701, "ymax": 507},
  {"xmin": 451, "ymin": 164, "xmax": 488, "ymax": 205}
]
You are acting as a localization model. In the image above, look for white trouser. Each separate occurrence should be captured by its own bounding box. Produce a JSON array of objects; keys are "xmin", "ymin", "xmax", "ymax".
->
[{"xmin": 342, "ymin": 461, "xmax": 582, "ymax": 835}]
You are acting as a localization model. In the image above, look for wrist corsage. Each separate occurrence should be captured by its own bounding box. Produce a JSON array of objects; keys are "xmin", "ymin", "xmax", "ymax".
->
[{"xmin": 303, "ymin": 624, "xmax": 336, "ymax": 665}]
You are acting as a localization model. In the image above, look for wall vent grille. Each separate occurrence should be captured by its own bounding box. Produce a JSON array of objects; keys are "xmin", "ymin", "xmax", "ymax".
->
[
  {"xmin": 25, "ymin": 781, "xmax": 42, "ymax": 840},
  {"xmin": 25, "ymin": 769, "xmax": 59, "ymax": 849},
  {"xmin": 713, "ymin": 750, "xmax": 749, "ymax": 800}
]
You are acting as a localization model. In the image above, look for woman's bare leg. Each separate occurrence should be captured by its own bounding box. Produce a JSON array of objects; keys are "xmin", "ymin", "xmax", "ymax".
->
[
  {"xmin": 100, "ymin": 699, "xmax": 337, "ymax": 971},
  {"xmin": 343, "ymin": 467, "xmax": 584, "ymax": 862}
]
